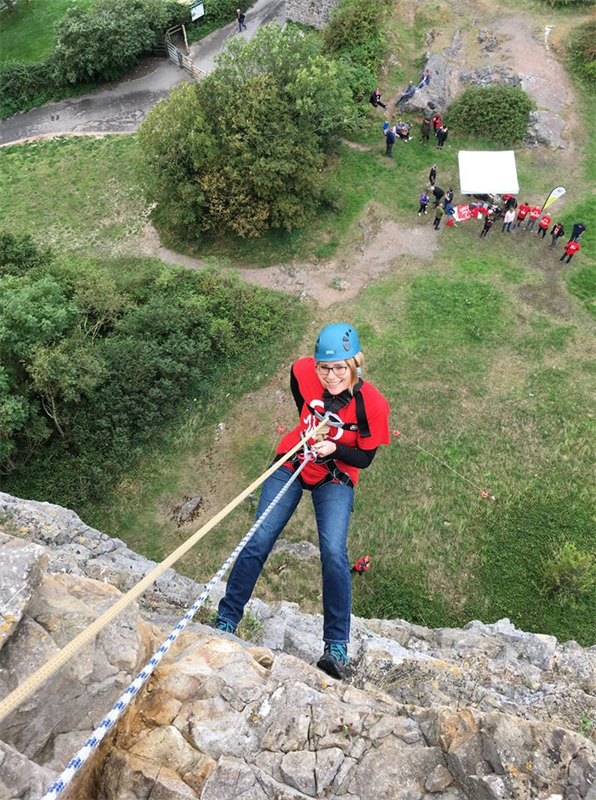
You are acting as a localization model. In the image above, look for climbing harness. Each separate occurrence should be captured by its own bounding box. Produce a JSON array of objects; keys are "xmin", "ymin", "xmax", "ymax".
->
[
  {"xmin": 0, "ymin": 417, "xmax": 330, "ymax": 728},
  {"xmin": 39, "ymin": 443, "xmax": 317, "ymax": 800}
]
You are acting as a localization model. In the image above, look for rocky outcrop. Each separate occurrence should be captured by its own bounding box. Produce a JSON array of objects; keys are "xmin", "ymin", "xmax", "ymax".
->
[
  {"xmin": 525, "ymin": 109, "xmax": 567, "ymax": 149},
  {"xmin": 459, "ymin": 66, "xmax": 522, "ymax": 88},
  {"xmin": 1, "ymin": 494, "xmax": 595, "ymax": 800}
]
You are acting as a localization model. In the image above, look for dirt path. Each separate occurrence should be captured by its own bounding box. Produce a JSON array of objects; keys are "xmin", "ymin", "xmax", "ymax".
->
[{"xmin": 142, "ymin": 212, "xmax": 439, "ymax": 308}]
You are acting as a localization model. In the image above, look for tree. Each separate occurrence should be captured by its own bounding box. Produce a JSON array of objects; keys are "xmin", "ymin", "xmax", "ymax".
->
[
  {"xmin": 139, "ymin": 25, "xmax": 356, "ymax": 238},
  {"xmin": 0, "ymin": 231, "xmax": 53, "ymax": 276},
  {"xmin": 447, "ymin": 86, "xmax": 534, "ymax": 144}
]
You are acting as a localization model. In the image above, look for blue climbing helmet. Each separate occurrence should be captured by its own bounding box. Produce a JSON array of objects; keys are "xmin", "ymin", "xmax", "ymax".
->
[{"xmin": 314, "ymin": 323, "xmax": 361, "ymax": 362}]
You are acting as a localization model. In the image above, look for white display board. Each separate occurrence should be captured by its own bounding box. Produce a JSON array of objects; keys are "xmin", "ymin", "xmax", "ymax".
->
[
  {"xmin": 458, "ymin": 150, "xmax": 520, "ymax": 195},
  {"xmin": 190, "ymin": 1, "xmax": 204, "ymax": 20}
]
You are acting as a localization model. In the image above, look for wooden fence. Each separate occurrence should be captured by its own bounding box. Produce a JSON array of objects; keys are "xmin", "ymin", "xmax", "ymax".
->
[{"xmin": 165, "ymin": 26, "xmax": 207, "ymax": 81}]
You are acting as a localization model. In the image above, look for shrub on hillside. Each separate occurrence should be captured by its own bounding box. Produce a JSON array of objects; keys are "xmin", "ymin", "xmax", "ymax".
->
[
  {"xmin": 0, "ymin": 237, "xmax": 296, "ymax": 506},
  {"xmin": 447, "ymin": 86, "xmax": 534, "ymax": 144},
  {"xmin": 0, "ymin": 60, "xmax": 56, "ymax": 118},
  {"xmin": 323, "ymin": 0, "xmax": 389, "ymax": 100},
  {"xmin": 139, "ymin": 25, "xmax": 356, "ymax": 239},
  {"xmin": 567, "ymin": 22, "xmax": 596, "ymax": 88}
]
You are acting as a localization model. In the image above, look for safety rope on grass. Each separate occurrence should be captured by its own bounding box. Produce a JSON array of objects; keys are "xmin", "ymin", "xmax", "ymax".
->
[
  {"xmin": 40, "ymin": 444, "xmax": 315, "ymax": 800},
  {"xmin": 0, "ymin": 417, "xmax": 329, "ymax": 726}
]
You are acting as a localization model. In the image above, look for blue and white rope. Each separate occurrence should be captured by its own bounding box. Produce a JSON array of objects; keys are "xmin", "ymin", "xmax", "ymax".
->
[{"xmin": 41, "ymin": 448, "xmax": 313, "ymax": 800}]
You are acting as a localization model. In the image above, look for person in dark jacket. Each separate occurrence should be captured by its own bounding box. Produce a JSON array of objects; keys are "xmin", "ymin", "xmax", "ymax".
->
[
  {"xmin": 432, "ymin": 185, "xmax": 445, "ymax": 207},
  {"xmin": 370, "ymin": 89, "xmax": 387, "ymax": 109},
  {"xmin": 480, "ymin": 214, "xmax": 494, "ymax": 238},
  {"xmin": 549, "ymin": 222, "xmax": 565, "ymax": 248},
  {"xmin": 568, "ymin": 222, "xmax": 586, "ymax": 243},
  {"xmin": 429, "ymin": 164, "xmax": 437, "ymax": 186},
  {"xmin": 396, "ymin": 81, "xmax": 415, "ymax": 106},
  {"xmin": 433, "ymin": 204, "xmax": 444, "ymax": 230},
  {"xmin": 385, "ymin": 125, "xmax": 396, "ymax": 157},
  {"xmin": 237, "ymin": 8, "xmax": 247, "ymax": 30},
  {"xmin": 421, "ymin": 105, "xmax": 433, "ymax": 144},
  {"xmin": 436, "ymin": 125, "xmax": 449, "ymax": 149}
]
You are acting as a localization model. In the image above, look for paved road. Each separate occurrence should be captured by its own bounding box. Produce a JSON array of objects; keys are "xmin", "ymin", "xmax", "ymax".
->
[{"xmin": 0, "ymin": 0, "xmax": 285, "ymax": 146}]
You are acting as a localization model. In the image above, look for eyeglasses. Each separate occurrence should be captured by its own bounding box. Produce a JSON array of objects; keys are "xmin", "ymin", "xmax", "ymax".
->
[{"xmin": 315, "ymin": 364, "xmax": 349, "ymax": 377}]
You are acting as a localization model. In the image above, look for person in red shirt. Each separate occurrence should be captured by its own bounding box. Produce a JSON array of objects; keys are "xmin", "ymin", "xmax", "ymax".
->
[
  {"xmin": 525, "ymin": 205, "xmax": 542, "ymax": 232},
  {"xmin": 515, "ymin": 202, "xmax": 530, "ymax": 228},
  {"xmin": 559, "ymin": 240, "xmax": 580, "ymax": 264},
  {"xmin": 213, "ymin": 323, "xmax": 390, "ymax": 679},
  {"xmin": 537, "ymin": 212, "xmax": 551, "ymax": 238}
]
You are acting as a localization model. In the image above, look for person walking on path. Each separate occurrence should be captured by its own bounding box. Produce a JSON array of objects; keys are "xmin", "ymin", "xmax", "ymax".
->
[
  {"xmin": 433, "ymin": 204, "xmax": 444, "ymax": 230},
  {"xmin": 568, "ymin": 222, "xmax": 586, "ymax": 243},
  {"xmin": 432, "ymin": 185, "xmax": 445, "ymax": 207},
  {"xmin": 549, "ymin": 222, "xmax": 565, "ymax": 248},
  {"xmin": 236, "ymin": 8, "xmax": 247, "ymax": 30},
  {"xmin": 418, "ymin": 191, "xmax": 429, "ymax": 215},
  {"xmin": 385, "ymin": 125, "xmax": 396, "ymax": 157},
  {"xmin": 436, "ymin": 125, "xmax": 449, "ymax": 149},
  {"xmin": 480, "ymin": 214, "xmax": 494, "ymax": 238},
  {"xmin": 429, "ymin": 164, "xmax": 437, "ymax": 186},
  {"xmin": 502, "ymin": 207, "xmax": 516, "ymax": 233},
  {"xmin": 370, "ymin": 89, "xmax": 387, "ymax": 110},
  {"xmin": 537, "ymin": 212, "xmax": 551, "ymax": 239},
  {"xmin": 515, "ymin": 202, "xmax": 530, "ymax": 228},
  {"xmin": 525, "ymin": 205, "xmax": 541, "ymax": 232},
  {"xmin": 212, "ymin": 323, "xmax": 390, "ymax": 681},
  {"xmin": 560, "ymin": 240, "xmax": 580, "ymax": 264}
]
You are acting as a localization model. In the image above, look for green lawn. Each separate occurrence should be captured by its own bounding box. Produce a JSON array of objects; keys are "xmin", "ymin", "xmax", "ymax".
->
[
  {"xmin": 0, "ymin": 0, "xmax": 95, "ymax": 64},
  {"xmin": 1, "ymin": 1, "xmax": 595, "ymax": 648}
]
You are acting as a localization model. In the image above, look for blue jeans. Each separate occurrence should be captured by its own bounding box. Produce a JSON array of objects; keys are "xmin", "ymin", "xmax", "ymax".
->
[{"xmin": 217, "ymin": 466, "xmax": 354, "ymax": 643}]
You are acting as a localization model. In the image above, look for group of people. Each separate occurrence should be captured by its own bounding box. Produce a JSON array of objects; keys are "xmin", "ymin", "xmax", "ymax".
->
[
  {"xmin": 383, "ymin": 119, "xmax": 412, "ymax": 156},
  {"xmin": 419, "ymin": 169, "xmax": 586, "ymax": 261},
  {"xmin": 477, "ymin": 200, "xmax": 585, "ymax": 263},
  {"xmin": 395, "ymin": 68, "xmax": 431, "ymax": 106}
]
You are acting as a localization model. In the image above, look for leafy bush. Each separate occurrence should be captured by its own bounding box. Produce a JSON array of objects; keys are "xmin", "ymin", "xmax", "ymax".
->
[
  {"xmin": 139, "ymin": 25, "xmax": 356, "ymax": 239},
  {"xmin": 567, "ymin": 22, "xmax": 596, "ymax": 88},
  {"xmin": 323, "ymin": 0, "xmax": 389, "ymax": 100},
  {"xmin": 539, "ymin": 541, "xmax": 596, "ymax": 602},
  {"xmin": 538, "ymin": 0, "xmax": 594, "ymax": 5},
  {"xmin": 0, "ymin": 60, "xmax": 56, "ymax": 118},
  {"xmin": 0, "ymin": 237, "xmax": 297, "ymax": 507},
  {"xmin": 52, "ymin": 0, "xmax": 186, "ymax": 85},
  {"xmin": 447, "ymin": 86, "xmax": 534, "ymax": 144}
]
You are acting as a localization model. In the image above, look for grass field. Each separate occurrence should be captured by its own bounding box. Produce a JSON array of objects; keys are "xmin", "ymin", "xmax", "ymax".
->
[
  {"xmin": 1, "ymin": 0, "xmax": 595, "ymax": 650},
  {"xmin": 0, "ymin": 0, "xmax": 94, "ymax": 64}
]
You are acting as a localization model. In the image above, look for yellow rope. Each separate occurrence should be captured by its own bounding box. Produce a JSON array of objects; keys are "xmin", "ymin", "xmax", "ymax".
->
[{"xmin": 0, "ymin": 419, "xmax": 328, "ymax": 723}]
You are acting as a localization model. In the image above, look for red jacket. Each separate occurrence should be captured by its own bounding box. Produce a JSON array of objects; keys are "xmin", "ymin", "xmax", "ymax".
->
[
  {"xmin": 529, "ymin": 206, "xmax": 542, "ymax": 221},
  {"xmin": 517, "ymin": 204, "xmax": 529, "ymax": 220},
  {"xmin": 277, "ymin": 358, "xmax": 390, "ymax": 487},
  {"xmin": 564, "ymin": 241, "xmax": 580, "ymax": 256},
  {"xmin": 539, "ymin": 214, "xmax": 551, "ymax": 229}
]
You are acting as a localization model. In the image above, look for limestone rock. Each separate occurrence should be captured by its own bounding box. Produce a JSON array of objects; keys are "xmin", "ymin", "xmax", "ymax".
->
[
  {"xmin": 0, "ymin": 531, "xmax": 47, "ymax": 652},
  {"xmin": 459, "ymin": 66, "xmax": 521, "ymax": 88},
  {"xmin": 524, "ymin": 110, "xmax": 567, "ymax": 149},
  {"xmin": 0, "ymin": 740, "xmax": 56, "ymax": 800},
  {"xmin": 425, "ymin": 763, "xmax": 454, "ymax": 792},
  {"xmin": 175, "ymin": 496, "xmax": 202, "ymax": 526},
  {"xmin": 271, "ymin": 538, "xmax": 320, "ymax": 561}
]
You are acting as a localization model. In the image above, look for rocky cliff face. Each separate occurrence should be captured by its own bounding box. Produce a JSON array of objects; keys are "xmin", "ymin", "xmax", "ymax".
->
[{"xmin": 1, "ymin": 492, "xmax": 595, "ymax": 800}]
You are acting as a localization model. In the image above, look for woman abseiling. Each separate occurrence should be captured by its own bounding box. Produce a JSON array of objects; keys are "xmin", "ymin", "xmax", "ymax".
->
[{"xmin": 213, "ymin": 323, "xmax": 391, "ymax": 679}]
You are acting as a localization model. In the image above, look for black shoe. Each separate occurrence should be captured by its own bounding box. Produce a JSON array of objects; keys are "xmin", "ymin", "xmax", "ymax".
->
[
  {"xmin": 210, "ymin": 615, "xmax": 237, "ymax": 634},
  {"xmin": 316, "ymin": 643, "xmax": 349, "ymax": 680}
]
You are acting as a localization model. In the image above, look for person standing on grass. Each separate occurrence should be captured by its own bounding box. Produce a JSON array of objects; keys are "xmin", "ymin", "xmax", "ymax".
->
[
  {"xmin": 502, "ymin": 207, "xmax": 516, "ymax": 233},
  {"xmin": 537, "ymin": 212, "xmax": 551, "ymax": 239},
  {"xmin": 432, "ymin": 185, "xmax": 445, "ymax": 207},
  {"xmin": 560, "ymin": 239, "xmax": 580, "ymax": 264},
  {"xmin": 436, "ymin": 125, "xmax": 449, "ymax": 149},
  {"xmin": 432, "ymin": 113, "xmax": 442, "ymax": 136},
  {"xmin": 445, "ymin": 187, "xmax": 454, "ymax": 205},
  {"xmin": 568, "ymin": 222, "xmax": 586, "ymax": 243},
  {"xmin": 549, "ymin": 222, "xmax": 565, "ymax": 248},
  {"xmin": 433, "ymin": 203, "xmax": 444, "ymax": 230},
  {"xmin": 212, "ymin": 323, "xmax": 390, "ymax": 681},
  {"xmin": 421, "ymin": 105, "xmax": 433, "ymax": 144},
  {"xmin": 480, "ymin": 214, "xmax": 494, "ymax": 238},
  {"xmin": 515, "ymin": 201, "xmax": 530, "ymax": 228},
  {"xmin": 429, "ymin": 164, "xmax": 437, "ymax": 186},
  {"xmin": 418, "ymin": 190, "xmax": 429, "ymax": 215},
  {"xmin": 385, "ymin": 125, "xmax": 396, "ymax": 158},
  {"xmin": 525, "ymin": 204, "xmax": 541, "ymax": 231}
]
